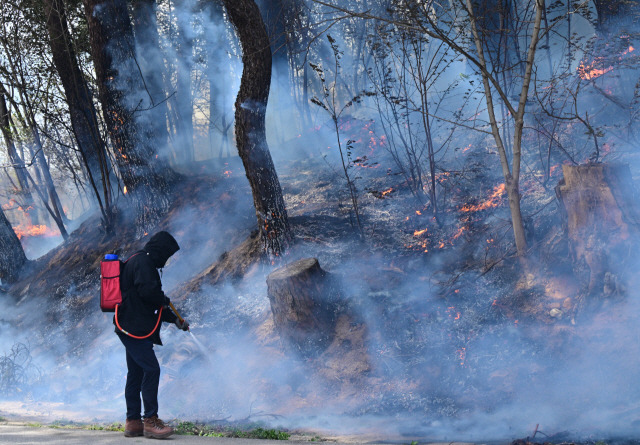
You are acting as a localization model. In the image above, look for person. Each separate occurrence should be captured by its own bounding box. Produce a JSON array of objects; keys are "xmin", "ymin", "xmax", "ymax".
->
[{"xmin": 114, "ymin": 231, "xmax": 189, "ymax": 439}]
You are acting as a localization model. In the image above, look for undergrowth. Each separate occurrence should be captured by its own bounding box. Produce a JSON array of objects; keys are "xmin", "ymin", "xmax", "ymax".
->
[
  {"xmin": 0, "ymin": 343, "xmax": 41, "ymax": 396},
  {"xmin": 174, "ymin": 421, "xmax": 290, "ymax": 439}
]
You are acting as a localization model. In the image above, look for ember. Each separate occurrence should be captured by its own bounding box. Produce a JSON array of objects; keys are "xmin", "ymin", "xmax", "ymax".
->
[{"xmin": 413, "ymin": 228, "xmax": 428, "ymax": 236}]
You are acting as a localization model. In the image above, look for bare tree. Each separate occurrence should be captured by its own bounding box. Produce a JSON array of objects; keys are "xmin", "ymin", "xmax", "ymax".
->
[{"xmin": 314, "ymin": 0, "xmax": 546, "ymax": 257}]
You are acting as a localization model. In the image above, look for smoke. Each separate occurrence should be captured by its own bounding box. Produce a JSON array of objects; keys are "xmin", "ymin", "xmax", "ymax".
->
[
  {"xmin": 3, "ymin": 200, "xmax": 640, "ymax": 440},
  {"xmin": 2, "ymin": 0, "xmax": 640, "ymax": 442}
]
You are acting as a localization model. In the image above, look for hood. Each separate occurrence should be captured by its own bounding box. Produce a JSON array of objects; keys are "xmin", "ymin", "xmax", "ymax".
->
[{"xmin": 143, "ymin": 231, "xmax": 180, "ymax": 268}]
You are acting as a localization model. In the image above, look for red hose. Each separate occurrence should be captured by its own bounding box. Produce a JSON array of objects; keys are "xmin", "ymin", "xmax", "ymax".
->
[{"xmin": 115, "ymin": 304, "xmax": 163, "ymax": 339}]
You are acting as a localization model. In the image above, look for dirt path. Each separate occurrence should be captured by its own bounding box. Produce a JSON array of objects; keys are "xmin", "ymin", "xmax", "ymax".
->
[
  {"xmin": 0, "ymin": 423, "xmax": 481, "ymax": 445},
  {"xmin": 0, "ymin": 423, "xmax": 313, "ymax": 445}
]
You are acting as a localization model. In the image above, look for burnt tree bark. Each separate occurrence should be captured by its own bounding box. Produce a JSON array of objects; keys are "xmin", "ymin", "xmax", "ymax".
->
[
  {"xmin": 266, "ymin": 258, "xmax": 337, "ymax": 355},
  {"xmin": 83, "ymin": 0, "xmax": 176, "ymax": 236},
  {"xmin": 0, "ymin": 207, "xmax": 27, "ymax": 284},
  {"xmin": 44, "ymin": 0, "xmax": 115, "ymax": 232},
  {"xmin": 556, "ymin": 163, "xmax": 640, "ymax": 297},
  {"xmin": 267, "ymin": 257, "xmax": 371, "ymax": 377},
  {"xmin": 221, "ymin": 0, "xmax": 291, "ymax": 254}
]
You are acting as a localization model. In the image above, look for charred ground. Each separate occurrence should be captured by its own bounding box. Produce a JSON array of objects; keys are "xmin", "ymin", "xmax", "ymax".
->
[{"xmin": 1, "ymin": 147, "xmax": 638, "ymax": 441}]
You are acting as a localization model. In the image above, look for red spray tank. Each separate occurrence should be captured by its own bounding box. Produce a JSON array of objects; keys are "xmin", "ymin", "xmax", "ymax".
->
[{"xmin": 100, "ymin": 254, "xmax": 123, "ymax": 312}]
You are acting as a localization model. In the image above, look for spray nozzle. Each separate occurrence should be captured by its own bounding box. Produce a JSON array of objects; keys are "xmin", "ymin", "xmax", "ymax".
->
[{"xmin": 169, "ymin": 302, "xmax": 189, "ymax": 331}]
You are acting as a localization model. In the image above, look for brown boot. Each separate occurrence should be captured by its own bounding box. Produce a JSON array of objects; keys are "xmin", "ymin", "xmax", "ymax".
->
[
  {"xmin": 124, "ymin": 418, "xmax": 144, "ymax": 437},
  {"xmin": 143, "ymin": 415, "xmax": 174, "ymax": 439}
]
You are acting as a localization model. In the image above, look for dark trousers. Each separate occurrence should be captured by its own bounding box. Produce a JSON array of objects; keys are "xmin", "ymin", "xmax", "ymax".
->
[{"xmin": 118, "ymin": 334, "xmax": 160, "ymax": 419}]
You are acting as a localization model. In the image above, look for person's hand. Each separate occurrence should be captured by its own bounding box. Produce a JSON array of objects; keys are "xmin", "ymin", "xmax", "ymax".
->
[{"xmin": 175, "ymin": 318, "xmax": 189, "ymax": 331}]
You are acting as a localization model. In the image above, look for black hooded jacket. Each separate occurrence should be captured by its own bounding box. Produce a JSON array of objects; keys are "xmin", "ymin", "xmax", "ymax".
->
[{"xmin": 114, "ymin": 231, "xmax": 180, "ymax": 345}]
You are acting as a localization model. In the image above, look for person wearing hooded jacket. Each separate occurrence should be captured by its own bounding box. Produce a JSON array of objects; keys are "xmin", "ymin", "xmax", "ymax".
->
[{"xmin": 114, "ymin": 231, "xmax": 189, "ymax": 439}]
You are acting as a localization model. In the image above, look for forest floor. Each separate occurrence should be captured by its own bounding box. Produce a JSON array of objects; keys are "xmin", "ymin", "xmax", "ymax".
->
[{"xmin": 1, "ymin": 151, "xmax": 639, "ymax": 442}]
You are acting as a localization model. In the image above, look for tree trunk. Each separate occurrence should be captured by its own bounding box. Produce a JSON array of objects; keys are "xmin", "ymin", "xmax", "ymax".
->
[
  {"xmin": 465, "ymin": 0, "xmax": 543, "ymax": 256},
  {"xmin": 30, "ymin": 120, "xmax": 70, "ymax": 238},
  {"xmin": 44, "ymin": 0, "xmax": 115, "ymax": 232},
  {"xmin": 83, "ymin": 0, "xmax": 176, "ymax": 236},
  {"xmin": 266, "ymin": 258, "xmax": 337, "ymax": 355},
  {"xmin": 221, "ymin": 0, "xmax": 291, "ymax": 254},
  {"xmin": 0, "ymin": 208, "xmax": 27, "ymax": 284},
  {"xmin": 556, "ymin": 163, "xmax": 640, "ymax": 296}
]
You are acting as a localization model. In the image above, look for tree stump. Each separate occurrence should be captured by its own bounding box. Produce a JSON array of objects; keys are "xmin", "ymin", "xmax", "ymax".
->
[
  {"xmin": 556, "ymin": 163, "xmax": 640, "ymax": 296},
  {"xmin": 266, "ymin": 258, "xmax": 338, "ymax": 355}
]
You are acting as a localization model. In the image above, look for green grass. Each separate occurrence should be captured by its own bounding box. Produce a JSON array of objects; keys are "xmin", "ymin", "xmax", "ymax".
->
[
  {"xmin": 174, "ymin": 421, "xmax": 224, "ymax": 437},
  {"xmin": 25, "ymin": 420, "xmax": 124, "ymax": 432},
  {"xmin": 232, "ymin": 427, "xmax": 291, "ymax": 440},
  {"xmin": 85, "ymin": 423, "xmax": 124, "ymax": 432},
  {"xmin": 173, "ymin": 421, "xmax": 290, "ymax": 440},
  {"xmin": 20, "ymin": 419, "xmax": 289, "ymax": 439}
]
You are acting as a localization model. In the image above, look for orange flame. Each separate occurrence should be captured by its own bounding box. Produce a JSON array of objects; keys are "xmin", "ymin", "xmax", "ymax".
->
[
  {"xmin": 577, "ymin": 60, "xmax": 613, "ymax": 80},
  {"xmin": 13, "ymin": 224, "xmax": 59, "ymax": 240},
  {"xmin": 577, "ymin": 45, "xmax": 634, "ymax": 80},
  {"xmin": 123, "ymin": 186, "xmax": 128, "ymax": 195},
  {"xmin": 460, "ymin": 183, "xmax": 505, "ymax": 212}
]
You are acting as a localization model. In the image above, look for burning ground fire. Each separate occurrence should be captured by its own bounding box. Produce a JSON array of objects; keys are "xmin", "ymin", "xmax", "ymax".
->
[
  {"xmin": 408, "ymin": 183, "xmax": 505, "ymax": 252},
  {"xmin": 12, "ymin": 223, "xmax": 59, "ymax": 240},
  {"xmin": 577, "ymin": 45, "xmax": 635, "ymax": 81},
  {"xmin": 460, "ymin": 183, "xmax": 505, "ymax": 213},
  {"xmin": 3, "ymin": 200, "xmax": 60, "ymax": 240}
]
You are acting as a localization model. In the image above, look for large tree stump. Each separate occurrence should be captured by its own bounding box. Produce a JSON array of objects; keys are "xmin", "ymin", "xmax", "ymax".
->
[
  {"xmin": 556, "ymin": 163, "xmax": 640, "ymax": 296},
  {"xmin": 266, "ymin": 258, "xmax": 338, "ymax": 355}
]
